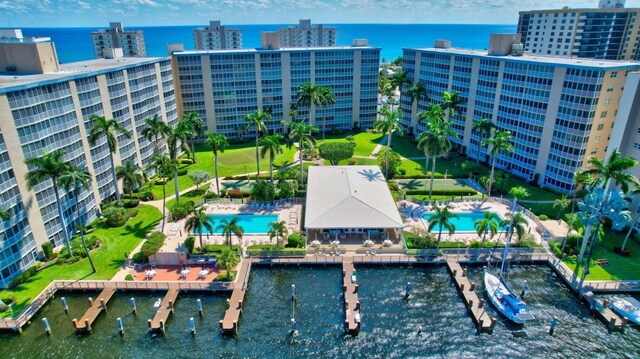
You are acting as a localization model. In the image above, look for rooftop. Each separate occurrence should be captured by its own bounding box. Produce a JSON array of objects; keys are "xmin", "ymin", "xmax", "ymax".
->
[
  {"xmin": 174, "ymin": 44, "xmax": 379, "ymax": 56},
  {"xmin": 304, "ymin": 166, "xmax": 403, "ymax": 229}
]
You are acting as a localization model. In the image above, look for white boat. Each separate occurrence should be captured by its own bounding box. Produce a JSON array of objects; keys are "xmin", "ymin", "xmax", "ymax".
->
[
  {"xmin": 484, "ymin": 271, "xmax": 535, "ymax": 324},
  {"xmin": 609, "ymin": 296, "xmax": 640, "ymax": 325}
]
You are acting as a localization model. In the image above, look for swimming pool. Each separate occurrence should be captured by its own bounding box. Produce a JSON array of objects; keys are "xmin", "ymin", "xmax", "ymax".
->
[
  {"xmin": 199, "ymin": 214, "xmax": 279, "ymax": 235},
  {"xmin": 420, "ymin": 211, "xmax": 506, "ymax": 233}
]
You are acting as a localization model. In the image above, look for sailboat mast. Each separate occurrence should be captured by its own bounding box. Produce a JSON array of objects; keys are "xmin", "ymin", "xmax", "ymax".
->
[{"xmin": 500, "ymin": 198, "xmax": 518, "ymax": 278}]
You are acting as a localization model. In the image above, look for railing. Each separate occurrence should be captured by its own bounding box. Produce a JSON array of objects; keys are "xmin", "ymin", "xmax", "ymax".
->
[
  {"xmin": 246, "ymin": 249, "xmax": 307, "ymax": 257},
  {"xmin": 52, "ymin": 280, "xmax": 233, "ymax": 291}
]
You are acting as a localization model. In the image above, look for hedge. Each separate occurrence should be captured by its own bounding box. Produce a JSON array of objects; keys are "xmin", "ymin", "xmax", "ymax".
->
[
  {"xmin": 42, "ymin": 242, "xmax": 54, "ymax": 261},
  {"xmin": 9, "ymin": 264, "xmax": 40, "ymax": 288},
  {"xmin": 405, "ymin": 189, "xmax": 476, "ymax": 196},
  {"xmin": 133, "ymin": 231, "xmax": 166, "ymax": 263},
  {"xmin": 177, "ymin": 168, "xmax": 188, "ymax": 176},
  {"xmin": 184, "ymin": 237, "xmax": 195, "ymax": 254},
  {"xmin": 170, "ymin": 201, "xmax": 195, "ymax": 221},
  {"xmin": 286, "ymin": 233, "xmax": 306, "ymax": 248},
  {"xmin": 122, "ymin": 199, "xmax": 140, "ymax": 208}
]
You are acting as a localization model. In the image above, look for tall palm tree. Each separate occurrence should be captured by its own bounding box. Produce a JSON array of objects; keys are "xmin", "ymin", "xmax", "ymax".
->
[
  {"xmin": 481, "ymin": 130, "xmax": 514, "ymax": 197},
  {"xmin": 116, "ymin": 160, "xmax": 144, "ymax": 200},
  {"xmin": 416, "ymin": 117, "xmax": 458, "ymax": 197},
  {"xmin": 25, "ymin": 150, "xmax": 73, "ymax": 256},
  {"xmin": 184, "ymin": 206, "xmax": 214, "ymax": 250},
  {"xmin": 141, "ymin": 114, "xmax": 170, "ymax": 155},
  {"xmin": 0, "ymin": 209, "xmax": 10, "ymax": 221},
  {"xmin": 296, "ymin": 80, "xmax": 321, "ymax": 123},
  {"xmin": 166, "ymin": 121, "xmax": 192, "ymax": 203},
  {"xmin": 216, "ymin": 248, "xmax": 239, "ymax": 280},
  {"xmin": 183, "ymin": 111, "xmax": 204, "ymax": 163},
  {"xmin": 147, "ymin": 154, "xmax": 172, "ymax": 232},
  {"xmin": 441, "ymin": 91, "xmax": 464, "ymax": 121},
  {"xmin": 318, "ymin": 86, "xmax": 337, "ymax": 140},
  {"xmin": 287, "ymin": 120, "xmax": 318, "ymax": 185},
  {"xmin": 217, "ymin": 216, "xmax": 244, "ymax": 250},
  {"xmin": 621, "ymin": 189, "xmax": 640, "ymax": 252},
  {"xmin": 502, "ymin": 212, "xmax": 528, "ymax": 242},
  {"xmin": 390, "ymin": 69, "xmax": 411, "ymax": 94},
  {"xmin": 59, "ymin": 165, "xmax": 95, "ymax": 273},
  {"xmin": 407, "ymin": 82, "xmax": 428, "ymax": 117},
  {"xmin": 259, "ymin": 134, "xmax": 284, "ymax": 187},
  {"xmin": 474, "ymin": 211, "xmax": 501, "ymax": 248},
  {"xmin": 88, "ymin": 115, "xmax": 131, "ymax": 201},
  {"xmin": 562, "ymin": 169, "xmax": 592, "ymax": 253},
  {"xmin": 553, "ymin": 195, "xmax": 570, "ymax": 220},
  {"xmin": 244, "ymin": 109, "xmax": 270, "ymax": 175},
  {"xmin": 375, "ymin": 104, "xmax": 404, "ymax": 179},
  {"xmin": 428, "ymin": 205, "xmax": 459, "ymax": 251},
  {"xmin": 204, "ymin": 132, "xmax": 229, "ymax": 195},
  {"xmin": 268, "ymin": 220, "xmax": 288, "ymax": 245},
  {"xmin": 471, "ymin": 117, "xmax": 494, "ymax": 163}
]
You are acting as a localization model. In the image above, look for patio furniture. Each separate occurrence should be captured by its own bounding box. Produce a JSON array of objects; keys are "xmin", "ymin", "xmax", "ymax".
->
[
  {"xmin": 383, "ymin": 239, "xmax": 393, "ymax": 247},
  {"xmin": 180, "ymin": 269, "xmax": 191, "ymax": 279},
  {"xmin": 198, "ymin": 269, "xmax": 210, "ymax": 279},
  {"xmin": 363, "ymin": 240, "xmax": 374, "ymax": 247},
  {"xmin": 145, "ymin": 269, "xmax": 157, "ymax": 280}
]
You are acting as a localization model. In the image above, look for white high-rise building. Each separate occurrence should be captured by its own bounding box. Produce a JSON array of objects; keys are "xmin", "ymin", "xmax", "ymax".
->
[
  {"xmin": 193, "ymin": 21, "xmax": 242, "ymax": 50},
  {"xmin": 277, "ymin": 20, "xmax": 337, "ymax": 48},
  {"xmin": 90, "ymin": 22, "xmax": 146, "ymax": 59}
]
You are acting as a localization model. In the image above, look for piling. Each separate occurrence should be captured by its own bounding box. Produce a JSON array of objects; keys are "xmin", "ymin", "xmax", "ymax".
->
[
  {"xmin": 521, "ymin": 280, "xmax": 528, "ymax": 298},
  {"xmin": 88, "ymin": 297, "xmax": 94, "ymax": 307},
  {"xmin": 290, "ymin": 318, "xmax": 297, "ymax": 334},
  {"xmin": 405, "ymin": 282, "xmax": 411, "ymax": 299},
  {"xmin": 130, "ymin": 298, "xmax": 137, "ymax": 314},
  {"xmin": 196, "ymin": 299, "xmax": 203, "ymax": 317},
  {"xmin": 291, "ymin": 284, "xmax": 296, "ymax": 301},
  {"xmin": 549, "ymin": 316, "xmax": 557, "ymax": 336},
  {"xmin": 42, "ymin": 318, "xmax": 51, "ymax": 335},
  {"xmin": 61, "ymin": 297, "xmax": 68, "ymax": 313},
  {"xmin": 189, "ymin": 317, "xmax": 196, "ymax": 335},
  {"xmin": 117, "ymin": 317, "xmax": 124, "ymax": 335},
  {"xmin": 100, "ymin": 298, "xmax": 106, "ymax": 312}
]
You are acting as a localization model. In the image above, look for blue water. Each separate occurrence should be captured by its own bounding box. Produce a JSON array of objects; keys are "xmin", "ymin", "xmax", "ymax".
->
[
  {"xmin": 18, "ymin": 24, "xmax": 517, "ymax": 64},
  {"xmin": 421, "ymin": 211, "xmax": 506, "ymax": 233},
  {"xmin": 201, "ymin": 214, "xmax": 278, "ymax": 235}
]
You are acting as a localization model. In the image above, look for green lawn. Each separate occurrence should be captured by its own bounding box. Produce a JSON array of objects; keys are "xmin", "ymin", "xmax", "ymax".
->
[
  {"xmin": 322, "ymin": 158, "xmax": 379, "ymax": 166},
  {"xmin": 562, "ymin": 231, "xmax": 640, "ymax": 281},
  {"xmin": 397, "ymin": 155, "xmax": 470, "ymax": 178},
  {"xmin": 0, "ymin": 205, "xmax": 162, "ymax": 317},
  {"xmin": 166, "ymin": 188, "xmax": 207, "ymax": 209},
  {"xmin": 321, "ymin": 131, "xmax": 384, "ymax": 157},
  {"xmin": 396, "ymin": 178, "xmax": 475, "ymax": 192},
  {"xmin": 387, "ymin": 135, "xmax": 424, "ymax": 159}
]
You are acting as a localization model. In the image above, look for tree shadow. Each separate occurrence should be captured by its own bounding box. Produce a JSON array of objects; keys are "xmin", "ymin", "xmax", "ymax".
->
[
  {"xmin": 222, "ymin": 180, "xmax": 250, "ymax": 190},
  {"xmin": 357, "ymin": 169, "xmax": 385, "ymax": 182},
  {"xmin": 398, "ymin": 179, "xmax": 423, "ymax": 190},
  {"xmin": 123, "ymin": 218, "xmax": 161, "ymax": 239}
]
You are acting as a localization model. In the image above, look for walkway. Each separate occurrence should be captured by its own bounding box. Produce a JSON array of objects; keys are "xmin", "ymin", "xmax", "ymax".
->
[
  {"xmin": 220, "ymin": 259, "xmax": 252, "ymax": 334},
  {"xmin": 445, "ymin": 261, "xmax": 494, "ymax": 332},
  {"xmin": 342, "ymin": 261, "xmax": 361, "ymax": 335},
  {"xmin": 73, "ymin": 288, "xmax": 116, "ymax": 333},
  {"xmin": 149, "ymin": 289, "xmax": 180, "ymax": 334}
]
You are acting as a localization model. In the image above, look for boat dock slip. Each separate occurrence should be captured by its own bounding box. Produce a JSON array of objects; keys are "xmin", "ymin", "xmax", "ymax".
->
[
  {"xmin": 73, "ymin": 288, "xmax": 116, "ymax": 333},
  {"xmin": 220, "ymin": 259, "xmax": 252, "ymax": 335},
  {"xmin": 343, "ymin": 261, "xmax": 361, "ymax": 335},
  {"xmin": 445, "ymin": 260, "xmax": 495, "ymax": 333},
  {"xmin": 582, "ymin": 292, "xmax": 625, "ymax": 331},
  {"xmin": 148, "ymin": 289, "xmax": 180, "ymax": 334}
]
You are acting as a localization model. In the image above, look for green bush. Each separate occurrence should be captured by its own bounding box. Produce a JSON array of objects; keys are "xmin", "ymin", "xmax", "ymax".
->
[
  {"xmin": 177, "ymin": 167, "xmax": 188, "ymax": 176},
  {"xmin": 125, "ymin": 274, "xmax": 134, "ymax": 281},
  {"xmin": 154, "ymin": 177, "xmax": 168, "ymax": 185},
  {"xmin": 134, "ymin": 231, "xmax": 166, "ymax": 263},
  {"xmin": 538, "ymin": 214, "xmax": 549, "ymax": 221},
  {"xmin": 405, "ymin": 189, "xmax": 476, "ymax": 196},
  {"xmin": 103, "ymin": 206, "xmax": 128, "ymax": 227},
  {"xmin": 170, "ymin": 201, "xmax": 195, "ymax": 221},
  {"xmin": 122, "ymin": 199, "xmax": 140, "ymax": 208},
  {"xmin": 286, "ymin": 233, "xmax": 306, "ymax": 248},
  {"xmin": 197, "ymin": 244, "xmax": 241, "ymax": 256},
  {"xmin": 204, "ymin": 191, "xmax": 218, "ymax": 200},
  {"xmin": 132, "ymin": 252, "xmax": 146, "ymax": 264},
  {"xmin": 137, "ymin": 190, "xmax": 154, "ymax": 201},
  {"xmin": 9, "ymin": 265, "xmax": 39, "ymax": 288},
  {"xmin": 220, "ymin": 188, "xmax": 227, "ymax": 197},
  {"xmin": 126, "ymin": 207, "xmax": 139, "ymax": 219},
  {"xmin": 42, "ymin": 242, "xmax": 54, "ymax": 261},
  {"xmin": 181, "ymin": 158, "xmax": 194, "ymax": 165},
  {"xmin": 184, "ymin": 236, "xmax": 195, "ymax": 254}
]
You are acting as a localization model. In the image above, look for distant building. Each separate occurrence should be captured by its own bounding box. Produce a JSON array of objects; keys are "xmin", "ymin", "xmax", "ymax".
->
[
  {"xmin": 608, "ymin": 71, "xmax": 640, "ymax": 187},
  {"xmin": 0, "ymin": 31, "xmax": 176, "ymax": 287},
  {"xmin": 401, "ymin": 35, "xmax": 640, "ymax": 193},
  {"xmin": 193, "ymin": 21, "xmax": 242, "ymax": 50},
  {"xmin": 90, "ymin": 22, "xmax": 146, "ymax": 58},
  {"xmin": 517, "ymin": 1, "xmax": 640, "ymax": 60},
  {"xmin": 277, "ymin": 19, "xmax": 337, "ymax": 48},
  {"xmin": 172, "ymin": 39, "xmax": 379, "ymax": 137}
]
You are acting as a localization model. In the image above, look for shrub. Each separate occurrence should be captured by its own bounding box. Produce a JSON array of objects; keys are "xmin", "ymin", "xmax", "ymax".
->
[
  {"xmin": 184, "ymin": 236, "xmax": 195, "ymax": 254},
  {"xmin": 405, "ymin": 189, "xmax": 476, "ymax": 196},
  {"xmin": 154, "ymin": 177, "xmax": 168, "ymax": 185},
  {"xmin": 318, "ymin": 141, "xmax": 356, "ymax": 165},
  {"xmin": 227, "ymin": 189, "xmax": 244, "ymax": 198},
  {"xmin": 188, "ymin": 170, "xmax": 211, "ymax": 190},
  {"xmin": 345, "ymin": 135, "xmax": 355, "ymax": 142},
  {"xmin": 286, "ymin": 233, "xmax": 306, "ymax": 248},
  {"xmin": 170, "ymin": 201, "xmax": 195, "ymax": 221},
  {"xmin": 136, "ymin": 231, "xmax": 166, "ymax": 263},
  {"xmin": 137, "ymin": 190, "xmax": 154, "ymax": 201},
  {"xmin": 125, "ymin": 274, "xmax": 134, "ymax": 281},
  {"xmin": 42, "ymin": 242, "xmax": 54, "ymax": 261},
  {"xmin": 9, "ymin": 265, "xmax": 39, "ymax": 288},
  {"xmin": 181, "ymin": 158, "xmax": 194, "ymax": 165},
  {"xmin": 220, "ymin": 188, "xmax": 227, "ymax": 197},
  {"xmin": 204, "ymin": 191, "xmax": 218, "ymax": 200},
  {"xmin": 538, "ymin": 214, "xmax": 549, "ymax": 221},
  {"xmin": 122, "ymin": 199, "xmax": 140, "ymax": 208},
  {"xmin": 126, "ymin": 207, "xmax": 139, "ymax": 219},
  {"xmin": 132, "ymin": 251, "xmax": 146, "ymax": 264},
  {"xmin": 513, "ymin": 235, "xmax": 538, "ymax": 248},
  {"xmin": 177, "ymin": 167, "xmax": 188, "ymax": 176},
  {"xmin": 103, "ymin": 206, "xmax": 128, "ymax": 227}
]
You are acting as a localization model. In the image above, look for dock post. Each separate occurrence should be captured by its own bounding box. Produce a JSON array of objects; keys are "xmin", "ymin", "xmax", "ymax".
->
[
  {"xmin": 549, "ymin": 316, "xmax": 557, "ymax": 336},
  {"xmin": 226, "ymin": 298, "xmax": 230, "ymax": 308},
  {"xmin": 148, "ymin": 319, "xmax": 152, "ymax": 329},
  {"xmin": 61, "ymin": 297, "xmax": 68, "ymax": 313},
  {"xmin": 608, "ymin": 317, "xmax": 617, "ymax": 330},
  {"xmin": 462, "ymin": 267, "xmax": 467, "ymax": 277},
  {"xmin": 291, "ymin": 284, "xmax": 296, "ymax": 301},
  {"xmin": 478, "ymin": 299, "xmax": 484, "ymax": 308},
  {"xmin": 160, "ymin": 320, "xmax": 165, "ymax": 334},
  {"xmin": 189, "ymin": 317, "xmax": 196, "ymax": 335},
  {"xmin": 197, "ymin": 299, "xmax": 203, "ymax": 316},
  {"xmin": 100, "ymin": 298, "xmax": 107, "ymax": 311},
  {"xmin": 520, "ymin": 280, "xmax": 528, "ymax": 298},
  {"xmin": 72, "ymin": 318, "xmax": 78, "ymax": 329},
  {"xmin": 85, "ymin": 318, "xmax": 91, "ymax": 332},
  {"xmin": 42, "ymin": 318, "xmax": 51, "ymax": 335},
  {"xmin": 405, "ymin": 282, "xmax": 411, "ymax": 299},
  {"xmin": 130, "ymin": 298, "xmax": 137, "ymax": 314},
  {"xmin": 117, "ymin": 317, "xmax": 124, "ymax": 335},
  {"xmin": 169, "ymin": 300, "xmax": 174, "ymax": 312},
  {"xmin": 88, "ymin": 297, "xmax": 94, "ymax": 307},
  {"xmin": 290, "ymin": 318, "xmax": 297, "ymax": 334},
  {"xmin": 469, "ymin": 282, "xmax": 475, "ymax": 291},
  {"xmin": 354, "ymin": 284, "xmax": 359, "ymax": 294}
]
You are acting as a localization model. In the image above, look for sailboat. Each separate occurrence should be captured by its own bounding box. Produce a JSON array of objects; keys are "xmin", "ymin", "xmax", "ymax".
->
[
  {"xmin": 484, "ymin": 198, "xmax": 535, "ymax": 325},
  {"xmin": 608, "ymin": 296, "xmax": 640, "ymax": 325}
]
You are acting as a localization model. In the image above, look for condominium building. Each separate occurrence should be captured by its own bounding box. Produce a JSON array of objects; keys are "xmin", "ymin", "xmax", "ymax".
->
[
  {"xmin": 278, "ymin": 19, "xmax": 337, "ymax": 48},
  {"xmin": 0, "ymin": 32, "xmax": 176, "ymax": 287},
  {"xmin": 172, "ymin": 39, "xmax": 379, "ymax": 137},
  {"xmin": 608, "ymin": 71, "xmax": 640, "ymax": 187},
  {"xmin": 90, "ymin": 22, "xmax": 146, "ymax": 59},
  {"xmin": 194, "ymin": 21, "xmax": 242, "ymax": 50},
  {"xmin": 400, "ymin": 35, "xmax": 640, "ymax": 194},
  {"xmin": 517, "ymin": 0, "xmax": 640, "ymax": 60}
]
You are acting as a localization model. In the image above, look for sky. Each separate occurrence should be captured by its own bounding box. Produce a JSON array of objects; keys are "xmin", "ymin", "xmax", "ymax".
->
[{"xmin": 3, "ymin": 0, "xmax": 640, "ymax": 27}]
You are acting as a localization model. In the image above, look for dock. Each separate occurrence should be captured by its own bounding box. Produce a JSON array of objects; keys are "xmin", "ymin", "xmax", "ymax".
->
[
  {"xmin": 220, "ymin": 259, "xmax": 252, "ymax": 335},
  {"xmin": 582, "ymin": 292, "xmax": 625, "ymax": 331},
  {"xmin": 445, "ymin": 260, "xmax": 495, "ymax": 333},
  {"xmin": 73, "ymin": 288, "xmax": 116, "ymax": 333},
  {"xmin": 342, "ymin": 261, "xmax": 361, "ymax": 335},
  {"xmin": 148, "ymin": 289, "xmax": 179, "ymax": 334}
]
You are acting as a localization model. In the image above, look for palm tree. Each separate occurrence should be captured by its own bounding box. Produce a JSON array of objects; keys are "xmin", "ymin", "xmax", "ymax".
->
[
  {"xmin": 147, "ymin": 154, "xmax": 172, "ymax": 232},
  {"xmin": 442, "ymin": 91, "xmax": 464, "ymax": 121},
  {"xmin": 217, "ymin": 216, "xmax": 244, "ymax": 250},
  {"xmin": 562, "ymin": 170, "xmax": 592, "ymax": 253},
  {"xmin": 407, "ymin": 82, "xmax": 428, "ymax": 121},
  {"xmin": 416, "ymin": 117, "xmax": 458, "ymax": 197},
  {"xmin": 390, "ymin": 69, "xmax": 411, "ymax": 94},
  {"xmin": 481, "ymin": 130, "xmax": 514, "ymax": 197},
  {"xmin": 88, "ymin": 115, "xmax": 131, "ymax": 201},
  {"xmin": 59, "ymin": 165, "xmax": 95, "ymax": 273},
  {"xmin": 621, "ymin": 191, "xmax": 640, "ymax": 252},
  {"xmin": 374, "ymin": 104, "xmax": 404, "ymax": 179},
  {"xmin": 244, "ymin": 109, "xmax": 270, "ymax": 176},
  {"xmin": 166, "ymin": 121, "xmax": 192, "ymax": 203},
  {"xmin": 502, "ymin": 212, "xmax": 528, "ymax": 242},
  {"xmin": 141, "ymin": 114, "xmax": 170, "ymax": 155},
  {"xmin": 204, "ymin": 132, "xmax": 229, "ymax": 195},
  {"xmin": 216, "ymin": 248, "xmax": 239, "ymax": 280},
  {"xmin": 553, "ymin": 195, "xmax": 570, "ymax": 220},
  {"xmin": 116, "ymin": 160, "xmax": 144, "ymax": 200},
  {"xmin": 474, "ymin": 211, "xmax": 501, "ymax": 248},
  {"xmin": 183, "ymin": 111, "xmax": 204, "ymax": 163},
  {"xmin": 296, "ymin": 80, "xmax": 321, "ymax": 123},
  {"xmin": 184, "ymin": 206, "xmax": 214, "ymax": 250},
  {"xmin": 259, "ymin": 134, "xmax": 284, "ymax": 187},
  {"xmin": 318, "ymin": 86, "xmax": 337, "ymax": 140},
  {"xmin": 287, "ymin": 120, "xmax": 318, "ymax": 185},
  {"xmin": 427, "ymin": 205, "xmax": 459, "ymax": 251},
  {"xmin": 0, "ymin": 209, "xmax": 10, "ymax": 221},
  {"xmin": 25, "ymin": 150, "xmax": 73, "ymax": 256},
  {"xmin": 471, "ymin": 118, "xmax": 494, "ymax": 163},
  {"xmin": 268, "ymin": 220, "xmax": 288, "ymax": 245}
]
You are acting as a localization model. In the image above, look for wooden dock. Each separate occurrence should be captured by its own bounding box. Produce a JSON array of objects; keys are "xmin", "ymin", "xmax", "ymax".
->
[
  {"xmin": 73, "ymin": 288, "xmax": 116, "ymax": 333},
  {"xmin": 445, "ymin": 260, "xmax": 495, "ymax": 333},
  {"xmin": 582, "ymin": 292, "xmax": 625, "ymax": 331},
  {"xmin": 342, "ymin": 261, "xmax": 361, "ymax": 335},
  {"xmin": 220, "ymin": 259, "xmax": 252, "ymax": 335},
  {"xmin": 148, "ymin": 289, "xmax": 179, "ymax": 334}
]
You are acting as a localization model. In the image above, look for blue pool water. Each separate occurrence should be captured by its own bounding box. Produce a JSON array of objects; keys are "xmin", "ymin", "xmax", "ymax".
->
[
  {"xmin": 421, "ymin": 211, "xmax": 506, "ymax": 233},
  {"xmin": 200, "ymin": 214, "xmax": 278, "ymax": 235}
]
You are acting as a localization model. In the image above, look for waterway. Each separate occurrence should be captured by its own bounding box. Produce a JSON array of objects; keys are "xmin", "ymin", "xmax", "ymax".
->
[{"xmin": 0, "ymin": 266, "xmax": 638, "ymax": 358}]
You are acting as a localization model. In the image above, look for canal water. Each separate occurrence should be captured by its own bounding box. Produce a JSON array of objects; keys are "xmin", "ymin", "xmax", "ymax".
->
[{"xmin": 0, "ymin": 266, "xmax": 639, "ymax": 358}]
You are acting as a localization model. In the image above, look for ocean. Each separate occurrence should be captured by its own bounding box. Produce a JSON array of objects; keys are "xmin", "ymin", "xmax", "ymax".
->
[{"xmin": 19, "ymin": 24, "xmax": 517, "ymax": 64}]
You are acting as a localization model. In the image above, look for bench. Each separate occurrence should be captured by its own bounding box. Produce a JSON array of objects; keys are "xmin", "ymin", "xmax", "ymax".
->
[{"xmin": 596, "ymin": 258, "xmax": 609, "ymax": 266}]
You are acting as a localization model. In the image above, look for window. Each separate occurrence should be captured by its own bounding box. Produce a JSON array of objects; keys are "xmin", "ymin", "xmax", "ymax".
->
[
  {"xmin": 635, "ymin": 143, "xmax": 640, "ymax": 150},
  {"xmin": 595, "ymin": 136, "xmax": 601, "ymax": 143},
  {"xmin": 611, "ymin": 71, "xmax": 618, "ymax": 78},
  {"xmin": 607, "ymin": 85, "xmax": 614, "ymax": 92},
  {"xmin": 597, "ymin": 124, "xmax": 604, "ymax": 130},
  {"xmin": 591, "ymin": 149, "xmax": 598, "ymax": 155},
  {"xmin": 600, "ymin": 111, "xmax": 608, "ymax": 118},
  {"xmin": 605, "ymin": 98, "xmax": 611, "ymax": 105}
]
